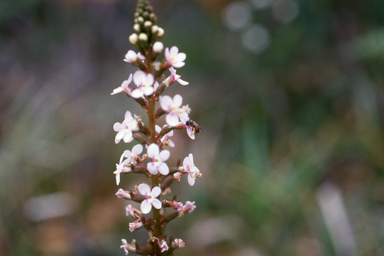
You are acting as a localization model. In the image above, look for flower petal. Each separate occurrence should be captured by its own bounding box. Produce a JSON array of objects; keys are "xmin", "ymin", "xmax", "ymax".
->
[
  {"xmin": 113, "ymin": 122, "xmax": 122, "ymax": 132},
  {"xmin": 177, "ymin": 53, "xmax": 186, "ymax": 62},
  {"xmin": 147, "ymin": 162, "xmax": 158, "ymax": 174},
  {"xmin": 188, "ymin": 174, "xmax": 195, "ymax": 186},
  {"xmin": 173, "ymin": 94, "xmax": 183, "ymax": 107},
  {"xmin": 151, "ymin": 186, "xmax": 162, "ymax": 197},
  {"xmin": 166, "ymin": 113, "xmax": 179, "ymax": 126},
  {"xmin": 131, "ymin": 88, "xmax": 144, "ymax": 98},
  {"xmin": 115, "ymin": 173, "xmax": 121, "ymax": 185},
  {"xmin": 147, "ymin": 144, "xmax": 159, "ymax": 158},
  {"xmin": 123, "ymin": 131, "xmax": 133, "ymax": 143},
  {"xmin": 133, "ymin": 70, "xmax": 146, "ymax": 86},
  {"xmin": 138, "ymin": 183, "xmax": 151, "ymax": 195},
  {"xmin": 124, "ymin": 111, "xmax": 133, "ymax": 121},
  {"xmin": 115, "ymin": 131, "xmax": 125, "ymax": 144},
  {"xmin": 141, "ymin": 200, "xmax": 152, "ymax": 214},
  {"xmin": 159, "ymin": 150, "xmax": 170, "ymax": 161},
  {"xmin": 188, "ymin": 153, "xmax": 194, "ymax": 164},
  {"xmin": 160, "ymin": 96, "xmax": 173, "ymax": 111},
  {"xmin": 152, "ymin": 198, "xmax": 162, "ymax": 209},
  {"xmin": 158, "ymin": 163, "xmax": 169, "ymax": 175},
  {"xmin": 132, "ymin": 144, "xmax": 143, "ymax": 155}
]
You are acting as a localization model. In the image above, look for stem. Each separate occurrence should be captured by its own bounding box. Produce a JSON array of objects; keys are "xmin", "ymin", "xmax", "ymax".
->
[{"xmin": 148, "ymin": 94, "xmax": 163, "ymax": 255}]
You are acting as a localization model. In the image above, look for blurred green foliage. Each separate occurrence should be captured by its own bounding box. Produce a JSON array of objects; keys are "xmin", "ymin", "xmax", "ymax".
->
[{"xmin": 1, "ymin": 0, "xmax": 384, "ymax": 255}]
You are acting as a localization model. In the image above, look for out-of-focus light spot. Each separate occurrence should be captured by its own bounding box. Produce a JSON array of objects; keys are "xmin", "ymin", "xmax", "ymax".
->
[
  {"xmin": 241, "ymin": 24, "xmax": 270, "ymax": 53},
  {"xmin": 272, "ymin": 0, "xmax": 299, "ymax": 24},
  {"xmin": 222, "ymin": 2, "xmax": 252, "ymax": 31},
  {"xmin": 250, "ymin": 0, "xmax": 273, "ymax": 10}
]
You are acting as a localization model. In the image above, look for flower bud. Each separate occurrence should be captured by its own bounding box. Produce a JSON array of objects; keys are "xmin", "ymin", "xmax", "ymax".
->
[
  {"xmin": 133, "ymin": 24, "xmax": 141, "ymax": 32},
  {"xmin": 153, "ymin": 41, "xmax": 164, "ymax": 53},
  {"xmin": 129, "ymin": 33, "xmax": 138, "ymax": 45},
  {"xmin": 151, "ymin": 25, "xmax": 158, "ymax": 34},
  {"xmin": 139, "ymin": 33, "xmax": 148, "ymax": 42},
  {"xmin": 144, "ymin": 20, "xmax": 152, "ymax": 28},
  {"xmin": 137, "ymin": 16, "xmax": 144, "ymax": 24},
  {"xmin": 157, "ymin": 27, "xmax": 164, "ymax": 37}
]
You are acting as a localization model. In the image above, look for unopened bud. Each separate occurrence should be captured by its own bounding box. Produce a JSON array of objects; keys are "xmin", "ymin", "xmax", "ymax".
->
[
  {"xmin": 157, "ymin": 27, "xmax": 164, "ymax": 37},
  {"xmin": 153, "ymin": 41, "xmax": 164, "ymax": 53},
  {"xmin": 152, "ymin": 25, "xmax": 158, "ymax": 34},
  {"xmin": 139, "ymin": 33, "xmax": 148, "ymax": 42},
  {"xmin": 144, "ymin": 20, "xmax": 152, "ymax": 28},
  {"xmin": 137, "ymin": 16, "xmax": 144, "ymax": 23},
  {"xmin": 129, "ymin": 33, "xmax": 138, "ymax": 44},
  {"xmin": 133, "ymin": 24, "xmax": 141, "ymax": 32}
]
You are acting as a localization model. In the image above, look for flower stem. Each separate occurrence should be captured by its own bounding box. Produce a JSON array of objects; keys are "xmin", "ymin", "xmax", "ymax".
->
[{"xmin": 148, "ymin": 94, "xmax": 162, "ymax": 255}]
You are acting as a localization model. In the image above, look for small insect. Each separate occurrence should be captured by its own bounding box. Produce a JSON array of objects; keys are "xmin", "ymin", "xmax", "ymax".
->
[{"xmin": 186, "ymin": 120, "xmax": 205, "ymax": 134}]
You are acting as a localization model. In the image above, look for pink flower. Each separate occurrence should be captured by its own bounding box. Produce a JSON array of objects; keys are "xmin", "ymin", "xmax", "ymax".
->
[
  {"xmin": 165, "ymin": 46, "xmax": 186, "ymax": 68},
  {"xmin": 146, "ymin": 143, "xmax": 170, "ymax": 175},
  {"xmin": 183, "ymin": 154, "xmax": 201, "ymax": 186},
  {"xmin": 131, "ymin": 70, "xmax": 154, "ymax": 98},
  {"xmin": 160, "ymin": 94, "xmax": 189, "ymax": 126},
  {"xmin": 113, "ymin": 111, "xmax": 139, "ymax": 144},
  {"xmin": 168, "ymin": 67, "xmax": 188, "ymax": 85},
  {"xmin": 138, "ymin": 183, "xmax": 162, "ymax": 214},
  {"xmin": 155, "ymin": 125, "xmax": 175, "ymax": 147},
  {"xmin": 111, "ymin": 74, "xmax": 132, "ymax": 95}
]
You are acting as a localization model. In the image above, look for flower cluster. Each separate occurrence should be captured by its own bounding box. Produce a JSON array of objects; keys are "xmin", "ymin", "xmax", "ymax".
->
[{"xmin": 111, "ymin": 1, "xmax": 202, "ymax": 255}]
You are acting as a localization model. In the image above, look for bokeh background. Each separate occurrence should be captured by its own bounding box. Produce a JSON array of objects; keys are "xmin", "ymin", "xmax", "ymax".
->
[{"xmin": 1, "ymin": 0, "xmax": 384, "ymax": 255}]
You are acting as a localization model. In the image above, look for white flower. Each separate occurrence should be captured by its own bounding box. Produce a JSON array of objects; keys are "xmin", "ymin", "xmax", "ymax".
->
[
  {"xmin": 155, "ymin": 125, "xmax": 175, "ymax": 147},
  {"xmin": 111, "ymin": 74, "xmax": 132, "ymax": 95},
  {"xmin": 124, "ymin": 50, "xmax": 138, "ymax": 63},
  {"xmin": 168, "ymin": 67, "xmax": 188, "ymax": 85},
  {"xmin": 113, "ymin": 111, "xmax": 139, "ymax": 144},
  {"xmin": 147, "ymin": 143, "xmax": 170, "ymax": 175},
  {"xmin": 183, "ymin": 154, "xmax": 201, "ymax": 186},
  {"xmin": 113, "ymin": 144, "xmax": 143, "ymax": 185},
  {"xmin": 165, "ymin": 46, "xmax": 186, "ymax": 68},
  {"xmin": 115, "ymin": 188, "xmax": 131, "ymax": 199},
  {"xmin": 160, "ymin": 94, "xmax": 189, "ymax": 126},
  {"xmin": 113, "ymin": 150, "xmax": 132, "ymax": 185},
  {"xmin": 131, "ymin": 70, "xmax": 154, "ymax": 98},
  {"xmin": 138, "ymin": 183, "xmax": 162, "ymax": 214},
  {"xmin": 120, "ymin": 239, "xmax": 135, "ymax": 255}
]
